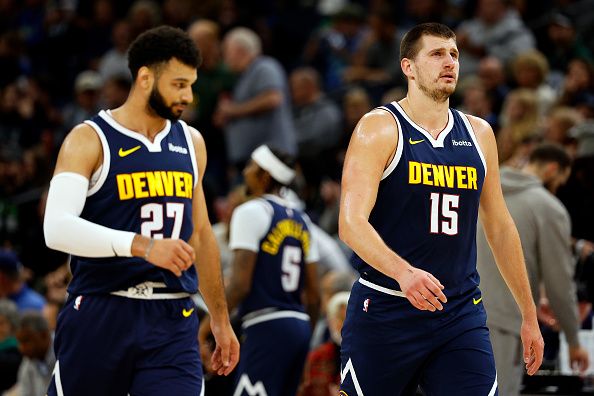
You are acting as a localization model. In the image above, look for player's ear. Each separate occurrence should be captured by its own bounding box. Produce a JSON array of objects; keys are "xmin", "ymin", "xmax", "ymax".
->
[
  {"xmin": 136, "ymin": 66, "xmax": 153, "ymax": 90},
  {"xmin": 401, "ymin": 58, "xmax": 414, "ymax": 80}
]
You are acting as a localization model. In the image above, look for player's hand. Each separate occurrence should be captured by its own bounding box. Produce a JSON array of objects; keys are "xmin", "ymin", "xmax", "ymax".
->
[
  {"xmin": 144, "ymin": 238, "xmax": 195, "ymax": 277},
  {"xmin": 520, "ymin": 317, "xmax": 544, "ymax": 375},
  {"xmin": 210, "ymin": 318, "xmax": 240, "ymax": 376},
  {"xmin": 396, "ymin": 266, "xmax": 446, "ymax": 311},
  {"xmin": 198, "ymin": 315, "xmax": 215, "ymax": 374},
  {"xmin": 569, "ymin": 345, "xmax": 589, "ymax": 375}
]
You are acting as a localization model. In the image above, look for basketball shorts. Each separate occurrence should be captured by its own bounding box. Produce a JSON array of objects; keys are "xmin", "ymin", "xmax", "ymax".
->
[
  {"xmin": 47, "ymin": 291, "xmax": 202, "ymax": 396},
  {"xmin": 340, "ymin": 279, "xmax": 497, "ymax": 396},
  {"xmin": 233, "ymin": 310, "xmax": 311, "ymax": 396}
]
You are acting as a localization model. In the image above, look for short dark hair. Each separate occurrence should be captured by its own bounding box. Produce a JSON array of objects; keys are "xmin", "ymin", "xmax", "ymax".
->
[
  {"xmin": 400, "ymin": 23, "xmax": 456, "ymax": 61},
  {"xmin": 128, "ymin": 25, "xmax": 202, "ymax": 80},
  {"xmin": 529, "ymin": 143, "xmax": 571, "ymax": 170}
]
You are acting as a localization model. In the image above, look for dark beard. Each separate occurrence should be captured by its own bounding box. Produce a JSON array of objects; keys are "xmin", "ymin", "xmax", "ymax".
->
[
  {"xmin": 148, "ymin": 87, "xmax": 180, "ymax": 121},
  {"xmin": 418, "ymin": 81, "xmax": 453, "ymax": 103}
]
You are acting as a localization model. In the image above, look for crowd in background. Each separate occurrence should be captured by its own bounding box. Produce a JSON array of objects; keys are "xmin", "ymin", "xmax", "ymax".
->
[{"xmin": 1, "ymin": 0, "xmax": 594, "ymax": 394}]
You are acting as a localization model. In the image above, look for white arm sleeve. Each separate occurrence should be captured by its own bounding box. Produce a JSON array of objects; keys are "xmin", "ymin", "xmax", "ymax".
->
[
  {"xmin": 43, "ymin": 172, "xmax": 136, "ymax": 257},
  {"xmin": 229, "ymin": 200, "xmax": 272, "ymax": 252}
]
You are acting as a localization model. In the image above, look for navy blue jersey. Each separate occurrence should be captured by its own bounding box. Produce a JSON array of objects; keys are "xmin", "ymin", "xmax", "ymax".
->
[
  {"xmin": 352, "ymin": 102, "xmax": 487, "ymax": 297},
  {"xmin": 237, "ymin": 198, "xmax": 312, "ymax": 317},
  {"xmin": 68, "ymin": 110, "xmax": 198, "ymax": 295}
]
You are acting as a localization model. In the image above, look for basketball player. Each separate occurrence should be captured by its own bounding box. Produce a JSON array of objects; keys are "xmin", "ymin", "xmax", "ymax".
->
[
  {"xmin": 213, "ymin": 145, "xmax": 319, "ymax": 396},
  {"xmin": 43, "ymin": 26, "xmax": 239, "ymax": 395},
  {"xmin": 338, "ymin": 23, "xmax": 544, "ymax": 395}
]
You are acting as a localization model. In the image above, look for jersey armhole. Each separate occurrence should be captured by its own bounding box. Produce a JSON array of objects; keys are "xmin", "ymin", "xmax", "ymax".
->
[
  {"xmin": 459, "ymin": 112, "xmax": 487, "ymax": 177},
  {"xmin": 84, "ymin": 120, "xmax": 110, "ymax": 197},
  {"xmin": 376, "ymin": 106, "xmax": 404, "ymax": 180},
  {"xmin": 179, "ymin": 120, "xmax": 199, "ymax": 189}
]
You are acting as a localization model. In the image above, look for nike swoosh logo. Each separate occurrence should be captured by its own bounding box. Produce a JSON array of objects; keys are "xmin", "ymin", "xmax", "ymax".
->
[
  {"xmin": 182, "ymin": 308, "xmax": 195, "ymax": 317},
  {"xmin": 409, "ymin": 138, "xmax": 425, "ymax": 145},
  {"xmin": 473, "ymin": 297, "xmax": 482, "ymax": 305},
  {"xmin": 118, "ymin": 145, "xmax": 141, "ymax": 157}
]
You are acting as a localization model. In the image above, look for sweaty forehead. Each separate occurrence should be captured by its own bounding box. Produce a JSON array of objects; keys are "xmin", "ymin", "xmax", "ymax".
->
[{"xmin": 420, "ymin": 35, "xmax": 458, "ymax": 52}]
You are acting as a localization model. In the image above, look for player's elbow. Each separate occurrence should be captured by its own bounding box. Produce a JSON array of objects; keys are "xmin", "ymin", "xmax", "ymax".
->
[
  {"xmin": 43, "ymin": 213, "xmax": 70, "ymax": 252},
  {"xmin": 338, "ymin": 213, "xmax": 358, "ymax": 247}
]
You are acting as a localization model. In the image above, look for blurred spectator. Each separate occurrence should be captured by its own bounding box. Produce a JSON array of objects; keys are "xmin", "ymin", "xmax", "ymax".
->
[
  {"xmin": 0, "ymin": 32, "xmax": 28, "ymax": 89},
  {"xmin": 100, "ymin": 75, "xmax": 131, "ymax": 109},
  {"xmin": 557, "ymin": 58, "xmax": 594, "ymax": 109},
  {"xmin": 542, "ymin": 12, "xmax": 593, "ymax": 77},
  {"xmin": 217, "ymin": 27, "xmax": 297, "ymax": 173},
  {"xmin": 290, "ymin": 67, "xmax": 342, "ymax": 194},
  {"xmin": 311, "ymin": 269, "xmax": 355, "ymax": 349},
  {"xmin": 542, "ymin": 106, "xmax": 583, "ymax": 153},
  {"xmin": 13, "ymin": 311, "xmax": 54, "ymax": 396},
  {"xmin": 477, "ymin": 144, "xmax": 589, "ymax": 396},
  {"xmin": 456, "ymin": 0, "xmax": 535, "ymax": 76},
  {"xmin": 458, "ymin": 77, "xmax": 498, "ymax": 129},
  {"xmin": 83, "ymin": 0, "xmax": 117, "ymax": 70},
  {"xmin": 340, "ymin": 86, "xmax": 372, "ymax": 152},
  {"xmin": 512, "ymin": 50, "xmax": 557, "ymax": 116},
  {"xmin": 477, "ymin": 56, "xmax": 510, "ymax": 115},
  {"xmin": 58, "ymin": 70, "xmax": 102, "ymax": 144},
  {"xmin": 0, "ymin": 251, "xmax": 45, "ymax": 312},
  {"xmin": 303, "ymin": 4, "xmax": 366, "ymax": 92},
  {"xmin": 298, "ymin": 291, "xmax": 350, "ymax": 396},
  {"xmin": 0, "ymin": 299, "xmax": 21, "ymax": 392},
  {"xmin": 497, "ymin": 88, "xmax": 540, "ymax": 164},
  {"xmin": 128, "ymin": 0, "xmax": 161, "ymax": 39},
  {"xmin": 212, "ymin": 185, "xmax": 247, "ymax": 278},
  {"xmin": 42, "ymin": 263, "xmax": 70, "ymax": 332},
  {"xmin": 187, "ymin": 19, "xmax": 235, "ymax": 195},
  {"xmin": 98, "ymin": 20, "xmax": 132, "ymax": 81},
  {"xmin": 343, "ymin": 4, "xmax": 405, "ymax": 100},
  {"xmin": 558, "ymin": 120, "xmax": 594, "ymax": 246}
]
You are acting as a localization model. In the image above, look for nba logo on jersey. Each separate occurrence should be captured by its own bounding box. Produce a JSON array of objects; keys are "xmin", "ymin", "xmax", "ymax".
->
[
  {"xmin": 74, "ymin": 296, "xmax": 84, "ymax": 311},
  {"xmin": 363, "ymin": 298, "xmax": 370, "ymax": 312}
]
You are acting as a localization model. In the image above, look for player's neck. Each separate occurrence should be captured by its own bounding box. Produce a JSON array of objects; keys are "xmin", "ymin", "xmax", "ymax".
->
[
  {"xmin": 400, "ymin": 92, "xmax": 450, "ymax": 139},
  {"xmin": 109, "ymin": 98, "xmax": 169, "ymax": 142}
]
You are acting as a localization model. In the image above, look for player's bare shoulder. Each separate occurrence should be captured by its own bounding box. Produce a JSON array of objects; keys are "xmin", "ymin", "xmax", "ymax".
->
[
  {"xmin": 463, "ymin": 113, "xmax": 495, "ymax": 139},
  {"xmin": 346, "ymin": 108, "xmax": 401, "ymax": 171},
  {"xmin": 354, "ymin": 108, "xmax": 399, "ymax": 140},
  {"xmin": 54, "ymin": 122, "xmax": 103, "ymax": 177}
]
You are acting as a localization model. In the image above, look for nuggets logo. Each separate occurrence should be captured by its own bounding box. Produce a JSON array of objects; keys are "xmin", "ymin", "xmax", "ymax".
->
[
  {"xmin": 363, "ymin": 298, "xmax": 370, "ymax": 312},
  {"xmin": 74, "ymin": 295, "xmax": 83, "ymax": 311}
]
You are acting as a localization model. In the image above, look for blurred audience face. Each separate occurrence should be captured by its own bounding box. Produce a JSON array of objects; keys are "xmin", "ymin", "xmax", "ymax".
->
[
  {"xmin": 565, "ymin": 59, "xmax": 592, "ymax": 93},
  {"xmin": 343, "ymin": 88, "xmax": 371, "ymax": 130},
  {"xmin": 16, "ymin": 325, "xmax": 50, "ymax": 360},
  {"xmin": 463, "ymin": 85, "xmax": 492, "ymax": 118},
  {"xmin": 478, "ymin": 57, "xmax": 506, "ymax": 91},
  {"xmin": 477, "ymin": 0, "xmax": 507, "ymax": 25},
  {"xmin": 222, "ymin": 39, "xmax": 245, "ymax": 73},
  {"xmin": 188, "ymin": 20, "xmax": 221, "ymax": 69},
  {"xmin": 543, "ymin": 108, "xmax": 582, "ymax": 144},
  {"xmin": 112, "ymin": 21, "xmax": 132, "ymax": 52},
  {"xmin": 290, "ymin": 68, "xmax": 319, "ymax": 107}
]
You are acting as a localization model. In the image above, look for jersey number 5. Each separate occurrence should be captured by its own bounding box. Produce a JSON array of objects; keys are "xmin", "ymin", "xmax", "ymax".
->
[
  {"xmin": 281, "ymin": 245, "xmax": 302, "ymax": 292},
  {"xmin": 429, "ymin": 193, "xmax": 459, "ymax": 235},
  {"xmin": 140, "ymin": 203, "xmax": 184, "ymax": 239}
]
